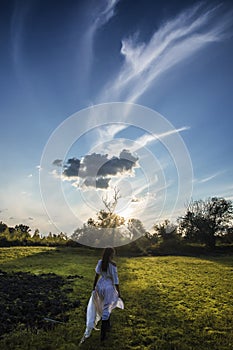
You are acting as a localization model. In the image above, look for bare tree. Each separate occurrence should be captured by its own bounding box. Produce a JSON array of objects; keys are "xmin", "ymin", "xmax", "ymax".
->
[
  {"xmin": 102, "ymin": 186, "xmax": 121, "ymax": 214},
  {"xmin": 72, "ymin": 187, "xmax": 125, "ymax": 246}
]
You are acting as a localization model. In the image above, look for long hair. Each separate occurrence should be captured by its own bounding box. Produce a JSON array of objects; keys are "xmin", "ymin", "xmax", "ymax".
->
[{"xmin": 101, "ymin": 247, "xmax": 115, "ymax": 272}]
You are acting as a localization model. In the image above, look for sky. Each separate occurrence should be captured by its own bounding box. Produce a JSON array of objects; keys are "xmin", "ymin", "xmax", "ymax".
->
[{"xmin": 0, "ymin": 0, "xmax": 233, "ymax": 239}]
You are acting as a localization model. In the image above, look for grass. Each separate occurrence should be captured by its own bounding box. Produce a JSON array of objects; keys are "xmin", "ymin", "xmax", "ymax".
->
[{"xmin": 0, "ymin": 246, "xmax": 232, "ymax": 349}]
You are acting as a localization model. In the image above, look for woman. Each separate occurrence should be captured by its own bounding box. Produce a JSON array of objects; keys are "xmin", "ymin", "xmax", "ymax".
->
[{"xmin": 81, "ymin": 247, "xmax": 124, "ymax": 343}]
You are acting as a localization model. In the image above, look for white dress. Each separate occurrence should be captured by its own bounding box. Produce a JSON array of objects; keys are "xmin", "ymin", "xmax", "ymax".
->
[{"xmin": 81, "ymin": 260, "xmax": 124, "ymax": 342}]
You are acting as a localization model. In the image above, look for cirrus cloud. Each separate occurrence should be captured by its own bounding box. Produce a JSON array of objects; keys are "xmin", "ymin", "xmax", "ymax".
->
[{"xmin": 99, "ymin": 2, "xmax": 233, "ymax": 103}]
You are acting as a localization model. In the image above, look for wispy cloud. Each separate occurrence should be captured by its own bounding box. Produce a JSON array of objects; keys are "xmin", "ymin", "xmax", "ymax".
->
[
  {"xmin": 99, "ymin": 2, "xmax": 233, "ymax": 103},
  {"xmin": 198, "ymin": 171, "xmax": 224, "ymax": 184},
  {"xmin": 92, "ymin": 0, "xmax": 120, "ymax": 30},
  {"xmin": 82, "ymin": 0, "xmax": 120, "ymax": 57},
  {"xmin": 10, "ymin": 1, "xmax": 31, "ymax": 67},
  {"xmin": 76, "ymin": 0, "xmax": 120, "ymax": 99},
  {"xmin": 97, "ymin": 124, "xmax": 128, "ymax": 143},
  {"xmin": 131, "ymin": 126, "xmax": 190, "ymax": 151},
  {"xmin": 94, "ymin": 125, "xmax": 190, "ymax": 156}
]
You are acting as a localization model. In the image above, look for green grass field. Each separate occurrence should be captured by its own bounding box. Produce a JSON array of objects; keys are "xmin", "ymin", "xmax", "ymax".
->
[{"xmin": 0, "ymin": 247, "xmax": 232, "ymax": 350}]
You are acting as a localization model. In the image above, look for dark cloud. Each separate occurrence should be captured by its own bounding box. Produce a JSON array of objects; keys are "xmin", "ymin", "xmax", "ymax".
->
[
  {"xmin": 97, "ymin": 150, "xmax": 138, "ymax": 178},
  {"xmin": 63, "ymin": 158, "xmax": 80, "ymax": 177},
  {"xmin": 83, "ymin": 177, "xmax": 110, "ymax": 189},
  {"xmin": 98, "ymin": 157, "xmax": 135, "ymax": 177},
  {"xmin": 58, "ymin": 150, "xmax": 139, "ymax": 189},
  {"xmin": 53, "ymin": 159, "xmax": 63, "ymax": 167},
  {"xmin": 79, "ymin": 153, "xmax": 109, "ymax": 178},
  {"xmin": 120, "ymin": 149, "xmax": 138, "ymax": 163}
]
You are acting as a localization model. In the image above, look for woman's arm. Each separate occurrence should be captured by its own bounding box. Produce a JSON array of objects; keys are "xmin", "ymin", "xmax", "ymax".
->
[
  {"xmin": 115, "ymin": 284, "xmax": 121, "ymax": 298},
  {"xmin": 93, "ymin": 273, "xmax": 99, "ymax": 290}
]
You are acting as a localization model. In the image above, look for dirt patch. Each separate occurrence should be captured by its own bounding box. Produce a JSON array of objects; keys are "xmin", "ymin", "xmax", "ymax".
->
[{"xmin": 0, "ymin": 270, "xmax": 82, "ymax": 336}]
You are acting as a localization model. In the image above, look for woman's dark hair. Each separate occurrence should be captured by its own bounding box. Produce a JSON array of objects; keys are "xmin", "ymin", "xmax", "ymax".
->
[{"xmin": 101, "ymin": 247, "xmax": 115, "ymax": 271}]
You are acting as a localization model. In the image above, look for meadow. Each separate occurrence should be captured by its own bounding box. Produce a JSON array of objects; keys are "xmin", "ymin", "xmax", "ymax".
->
[{"xmin": 0, "ymin": 246, "xmax": 232, "ymax": 350}]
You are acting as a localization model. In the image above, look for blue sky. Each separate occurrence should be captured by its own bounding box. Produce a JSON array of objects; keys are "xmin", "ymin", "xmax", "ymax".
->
[{"xmin": 0, "ymin": 0, "xmax": 233, "ymax": 236}]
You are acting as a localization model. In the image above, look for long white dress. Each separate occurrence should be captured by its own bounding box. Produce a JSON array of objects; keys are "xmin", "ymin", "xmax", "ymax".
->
[{"xmin": 81, "ymin": 260, "xmax": 124, "ymax": 342}]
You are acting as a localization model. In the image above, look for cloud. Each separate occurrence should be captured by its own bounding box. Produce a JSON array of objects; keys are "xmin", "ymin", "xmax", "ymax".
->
[
  {"xmin": 83, "ymin": 177, "xmax": 110, "ymax": 189},
  {"xmin": 99, "ymin": 2, "xmax": 233, "ymax": 103},
  {"xmin": 79, "ymin": 153, "xmax": 110, "ymax": 178},
  {"xmin": 92, "ymin": 0, "xmax": 120, "ymax": 30},
  {"xmin": 198, "ymin": 171, "xmax": 223, "ymax": 184},
  {"xmin": 131, "ymin": 126, "xmax": 190, "ymax": 152},
  {"xmin": 75, "ymin": 0, "xmax": 120, "ymax": 99},
  {"xmin": 53, "ymin": 159, "xmax": 63, "ymax": 167},
  {"xmin": 97, "ymin": 150, "xmax": 138, "ymax": 177},
  {"xmin": 11, "ymin": 1, "xmax": 31, "ymax": 67},
  {"xmin": 97, "ymin": 124, "xmax": 128, "ymax": 143},
  {"xmin": 56, "ymin": 149, "xmax": 139, "ymax": 189},
  {"xmin": 63, "ymin": 158, "xmax": 81, "ymax": 177},
  {"xmin": 92, "ymin": 124, "xmax": 190, "ymax": 158}
]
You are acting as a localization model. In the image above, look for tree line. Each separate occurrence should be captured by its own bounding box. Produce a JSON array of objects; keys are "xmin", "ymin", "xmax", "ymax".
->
[
  {"xmin": 0, "ymin": 196, "xmax": 233, "ymax": 252},
  {"xmin": 71, "ymin": 195, "xmax": 233, "ymax": 253},
  {"xmin": 0, "ymin": 223, "xmax": 76, "ymax": 247}
]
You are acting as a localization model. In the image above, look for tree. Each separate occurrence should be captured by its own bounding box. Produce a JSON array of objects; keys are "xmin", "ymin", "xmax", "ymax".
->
[
  {"xmin": 179, "ymin": 197, "xmax": 233, "ymax": 248},
  {"xmin": 125, "ymin": 219, "xmax": 150, "ymax": 255},
  {"xmin": 86, "ymin": 187, "xmax": 125, "ymax": 229},
  {"xmin": 95, "ymin": 210, "xmax": 125, "ymax": 229},
  {"xmin": 153, "ymin": 220, "xmax": 178, "ymax": 241},
  {"xmin": 127, "ymin": 218, "xmax": 147, "ymax": 240},
  {"xmin": 0, "ymin": 221, "xmax": 7, "ymax": 233},
  {"xmin": 15, "ymin": 224, "xmax": 31, "ymax": 235},
  {"xmin": 32, "ymin": 229, "xmax": 41, "ymax": 244},
  {"xmin": 14, "ymin": 224, "xmax": 31, "ymax": 243},
  {"xmin": 72, "ymin": 187, "xmax": 127, "ymax": 246},
  {"xmin": 0, "ymin": 222, "xmax": 10, "ymax": 246},
  {"xmin": 222, "ymin": 226, "xmax": 233, "ymax": 244},
  {"xmin": 101, "ymin": 186, "xmax": 120, "ymax": 214}
]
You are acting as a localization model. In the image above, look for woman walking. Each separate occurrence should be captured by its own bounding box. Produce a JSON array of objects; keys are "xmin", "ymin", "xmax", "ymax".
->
[{"xmin": 81, "ymin": 247, "xmax": 124, "ymax": 343}]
